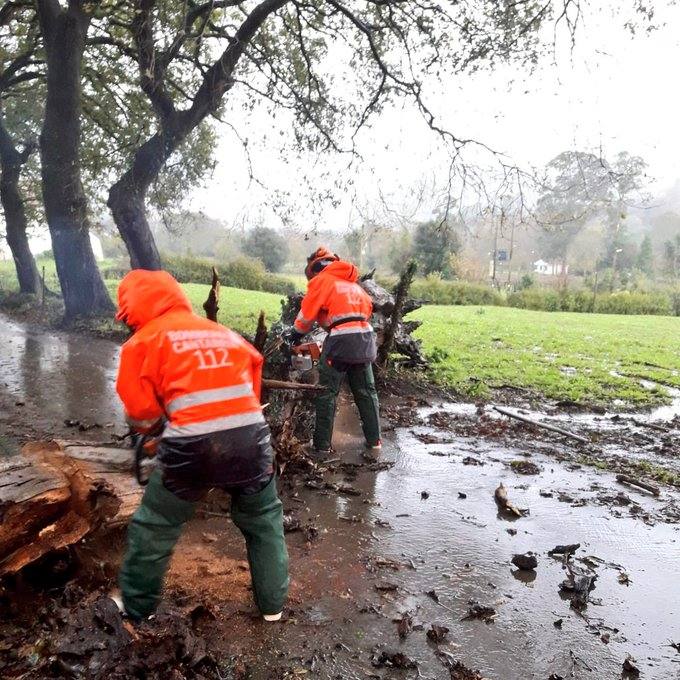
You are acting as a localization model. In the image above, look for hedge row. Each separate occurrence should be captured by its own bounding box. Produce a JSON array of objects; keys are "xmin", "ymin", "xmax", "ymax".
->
[
  {"xmin": 387, "ymin": 273, "xmax": 680, "ymax": 317},
  {"xmin": 506, "ymin": 288, "xmax": 680, "ymax": 316},
  {"xmin": 102, "ymin": 255, "xmax": 296, "ymax": 296}
]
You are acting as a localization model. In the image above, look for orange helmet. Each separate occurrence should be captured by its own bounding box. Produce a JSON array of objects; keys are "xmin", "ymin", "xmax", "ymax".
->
[{"xmin": 304, "ymin": 247, "xmax": 339, "ymax": 280}]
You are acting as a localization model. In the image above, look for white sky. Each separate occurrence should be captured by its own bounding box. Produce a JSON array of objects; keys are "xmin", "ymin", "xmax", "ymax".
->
[{"xmin": 190, "ymin": 2, "xmax": 680, "ymax": 231}]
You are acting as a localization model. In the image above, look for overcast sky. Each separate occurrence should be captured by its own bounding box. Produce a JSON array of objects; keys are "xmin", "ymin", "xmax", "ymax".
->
[{"xmin": 189, "ymin": 2, "xmax": 680, "ymax": 232}]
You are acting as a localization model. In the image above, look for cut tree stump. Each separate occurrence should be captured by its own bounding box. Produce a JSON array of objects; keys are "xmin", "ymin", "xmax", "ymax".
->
[{"xmin": 0, "ymin": 441, "xmax": 143, "ymax": 576}]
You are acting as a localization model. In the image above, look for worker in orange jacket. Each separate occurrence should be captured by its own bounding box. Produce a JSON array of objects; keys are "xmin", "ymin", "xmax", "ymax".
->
[
  {"xmin": 285, "ymin": 248, "xmax": 381, "ymax": 456},
  {"xmin": 114, "ymin": 269, "xmax": 288, "ymax": 622}
]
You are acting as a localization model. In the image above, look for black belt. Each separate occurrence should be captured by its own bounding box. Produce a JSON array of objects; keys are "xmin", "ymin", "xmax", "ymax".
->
[{"xmin": 328, "ymin": 315, "xmax": 367, "ymax": 330}]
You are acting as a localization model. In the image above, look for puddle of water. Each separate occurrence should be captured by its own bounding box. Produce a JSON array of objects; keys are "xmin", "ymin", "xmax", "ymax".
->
[
  {"xmin": 271, "ymin": 400, "xmax": 680, "ymax": 679},
  {"xmin": 365, "ymin": 427, "xmax": 680, "ymax": 678},
  {"xmin": 0, "ymin": 314, "xmax": 123, "ymax": 435}
]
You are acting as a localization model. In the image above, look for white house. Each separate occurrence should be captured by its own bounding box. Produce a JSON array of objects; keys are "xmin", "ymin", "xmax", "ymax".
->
[{"xmin": 533, "ymin": 259, "xmax": 568, "ymax": 276}]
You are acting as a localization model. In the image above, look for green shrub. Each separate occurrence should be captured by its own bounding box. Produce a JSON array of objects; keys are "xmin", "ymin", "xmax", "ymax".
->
[
  {"xmin": 594, "ymin": 291, "xmax": 672, "ymax": 316},
  {"xmin": 101, "ymin": 261, "xmax": 132, "ymax": 280},
  {"xmin": 508, "ymin": 286, "xmax": 675, "ymax": 316},
  {"xmin": 409, "ymin": 273, "xmax": 505, "ymax": 306},
  {"xmin": 508, "ymin": 288, "xmax": 561, "ymax": 311}
]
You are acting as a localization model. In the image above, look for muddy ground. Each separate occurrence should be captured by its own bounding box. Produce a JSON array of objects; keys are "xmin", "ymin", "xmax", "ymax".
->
[{"xmin": 1, "ymin": 314, "xmax": 679, "ymax": 679}]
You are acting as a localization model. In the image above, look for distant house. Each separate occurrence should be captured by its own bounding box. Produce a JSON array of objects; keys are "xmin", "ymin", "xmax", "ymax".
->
[{"xmin": 533, "ymin": 259, "xmax": 568, "ymax": 276}]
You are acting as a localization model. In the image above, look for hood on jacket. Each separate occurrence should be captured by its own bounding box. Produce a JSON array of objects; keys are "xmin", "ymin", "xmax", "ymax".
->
[
  {"xmin": 116, "ymin": 269, "xmax": 192, "ymax": 330},
  {"xmin": 321, "ymin": 259, "xmax": 359, "ymax": 282}
]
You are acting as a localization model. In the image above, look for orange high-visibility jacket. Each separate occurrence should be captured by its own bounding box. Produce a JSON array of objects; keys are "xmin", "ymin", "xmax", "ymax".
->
[
  {"xmin": 294, "ymin": 260, "xmax": 377, "ymax": 364},
  {"xmin": 115, "ymin": 270, "xmax": 264, "ymax": 439}
]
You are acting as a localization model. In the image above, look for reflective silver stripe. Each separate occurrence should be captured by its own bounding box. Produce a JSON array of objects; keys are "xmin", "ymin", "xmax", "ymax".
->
[
  {"xmin": 295, "ymin": 311, "xmax": 312, "ymax": 331},
  {"xmin": 165, "ymin": 384, "xmax": 253, "ymax": 415},
  {"xmin": 126, "ymin": 415, "xmax": 161, "ymax": 429},
  {"xmin": 162, "ymin": 410, "xmax": 265, "ymax": 438},
  {"xmin": 329, "ymin": 325, "xmax": 373, "ymax": 337}
]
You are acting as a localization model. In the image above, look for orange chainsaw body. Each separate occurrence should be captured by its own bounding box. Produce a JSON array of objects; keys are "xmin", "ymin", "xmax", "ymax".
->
[{"xmin": 290, "ymin": 341, "xmax": 322, "ymax": 372}]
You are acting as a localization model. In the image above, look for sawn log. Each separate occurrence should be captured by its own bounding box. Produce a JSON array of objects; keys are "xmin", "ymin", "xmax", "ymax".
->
[{"xmin": 0, "ymin": 441, "xmax": 142, "ymax": 576}]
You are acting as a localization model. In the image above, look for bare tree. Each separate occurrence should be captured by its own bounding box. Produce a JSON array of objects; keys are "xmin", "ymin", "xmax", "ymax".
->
[{"xmin": 97, "ymin": 0, "xmax": 587, "ymax": 269}]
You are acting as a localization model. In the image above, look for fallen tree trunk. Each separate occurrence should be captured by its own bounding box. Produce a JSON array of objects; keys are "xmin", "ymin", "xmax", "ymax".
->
[
  {"xmin": 493, "ymin": 406, "xmax": 590, "ymax": 445},
  {"xmin": 377, "ymin": 260, "xmax": 417, "ymax": 368},
  {"xmin": 0, "ymin": 441, "xmax": 142, "ymax": 576}
]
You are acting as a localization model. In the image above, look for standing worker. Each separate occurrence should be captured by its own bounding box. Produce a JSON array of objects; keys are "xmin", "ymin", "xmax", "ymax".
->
[
  {"xmin": 114, "ymin": 269, "xmax": 288, "ymax": 622},
  {"xmin": 285, "ymin": 248, "xmax": 381, "ymax": 457}
]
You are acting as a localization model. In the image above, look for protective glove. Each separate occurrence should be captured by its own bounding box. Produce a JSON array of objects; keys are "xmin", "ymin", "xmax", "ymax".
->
[{"xmin": 281, "ymin": 327, "xmax": 304, "ymax": 347}]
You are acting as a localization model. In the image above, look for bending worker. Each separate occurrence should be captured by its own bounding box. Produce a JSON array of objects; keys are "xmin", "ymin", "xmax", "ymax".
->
[
  {"xmin": 114, "ymin": 269, "xmax": 288, "ymax": 622},
  {"xmin": 286, "ymin": 248, "xmax": 381, "ymax": 456}
]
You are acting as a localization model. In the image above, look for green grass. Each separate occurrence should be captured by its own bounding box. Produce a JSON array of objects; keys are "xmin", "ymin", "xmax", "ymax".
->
[
  {"xmin": 105, "ymin": 280, "xmax": 284, "ymax": 336},
  {"xmin": 410, "ymin": 305, "xmax": 680, "ymax": 406}
]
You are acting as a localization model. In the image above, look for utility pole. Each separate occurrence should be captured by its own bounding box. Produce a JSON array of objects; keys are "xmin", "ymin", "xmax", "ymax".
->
[
  {"xmin": 506, "ymin": 217, "xmax": 516, "ymax": 287},
  {"xmin": 491, "ymin": 213, "xmax": 501, "ymax": 287}
]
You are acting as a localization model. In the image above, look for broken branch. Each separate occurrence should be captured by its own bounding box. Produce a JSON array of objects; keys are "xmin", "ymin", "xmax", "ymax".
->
[
  {"xmin": 262, "ymin": 378, "xmax": 326, "ymax": 392},
  {"xmin": 616, "ymin": 474, "xmax": 660, "ymax": 497},
  {"xmin": 493, "ymin": 406, "xmax": 589, "ymax": 444}
]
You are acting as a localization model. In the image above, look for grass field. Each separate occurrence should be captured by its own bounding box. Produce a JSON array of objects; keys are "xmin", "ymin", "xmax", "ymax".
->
[
  {"xmin": 3, "ymin": 259, "xmax": 679, "ymax": 406},
  {"xmin": 104, "ymin": 280, "xmax": 285, "ymax": 336},
  {"xmin": 410, "ymin": 305, "xmax": 680, "ymax": 406}
]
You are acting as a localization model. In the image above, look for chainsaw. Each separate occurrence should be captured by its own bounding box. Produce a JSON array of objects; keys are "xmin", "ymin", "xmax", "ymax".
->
[
  {"xmin": 290, "ymin": 340, "xmax": 322, "ymax": 372},
  {"xmin": 131, "ymin": 430, "xmax": 162, "ymax": 486}
]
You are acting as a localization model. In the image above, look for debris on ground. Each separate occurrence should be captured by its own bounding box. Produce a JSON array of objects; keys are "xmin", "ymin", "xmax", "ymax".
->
[
  {"xmin": 511, "ymin": 553, "xmax": 538, "ymax": 571},
  {"xmin": 462, "ymin": 455, "xmax": 484, "ymax": 466},
  {"xmin": 548, "ymin": 543, "xmax": 581, "ymax": 557},
  {"xmin": 421, "ymin": 490, "xmax": 430, "ymax": 499},
  {"xmin": 622, "ymin": 654, "xmax": 641, "ymax": 677},
  {"xmin": 461, "ymin": 601, "xmax": 497, "ymax": 623},
  {"xmin": 395, "ymin": 613, "xmax": 413, "ymax": 639},
  {"xmin": 509, "ymin": 459, "xmax": 541, "ymax": 475},
  {"xmin": 427, "ymin": 623, "xmax": 450, "ymax": 643},
  {"xmin": 494, "ymin": 483, "xmax": 527, "ymax": 518},
  {"xmin": 438, "ymin": 652, "xmax": 486, "ymax": 679},
  {"xmin": 560, "ymin": 559, "xmax": 597, "ymax": 610},
  {"xmin": 371, "ymin": 647, "xmax": 418, "ymax": 669},
  {"xmin": 375, "ymin": 581, "xmax": 399, "ymax": 592},
  {"xmin": 426, "ymin": 589, "xmax": 441, "ymax": 603}
]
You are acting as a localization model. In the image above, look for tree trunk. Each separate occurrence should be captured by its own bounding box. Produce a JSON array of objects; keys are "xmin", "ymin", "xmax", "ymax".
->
[
  {"xmin": 107, "ymin": 131, "xmax": 172, "ymax": 271},
  {"xmin": 108, "ymin": 174, "xmax": 161, "ymax": 270},
  {"xmin": 0, "ymin": 125, "xmax": 41, "ymax": 295},
  {"xmin": 37, "ymin": 1, "xmax": 113, "ymax": 319}
]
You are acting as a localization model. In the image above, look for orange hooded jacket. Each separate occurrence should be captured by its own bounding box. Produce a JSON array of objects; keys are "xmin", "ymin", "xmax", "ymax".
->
[
  {"xmin": 294, "ymin": 260, "xmax": 376, "ymax": 363},
  {"xmin": 115, "ymin": 270, "xmax": 264, "ymax": 438}
]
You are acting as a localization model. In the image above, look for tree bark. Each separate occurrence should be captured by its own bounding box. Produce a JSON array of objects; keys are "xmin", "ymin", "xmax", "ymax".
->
[
  {"xmin": 0, "ymin": 440, "xmax": 143, "ymax": 576},
  {"xmin": 0, "ymin": 120, "xmax": 41, "ymax": 294},
  {"xmin": 377, "ymin": 260, "xmax": 417, "ymax": 368},
  {"xmin": 37, "ymin": 0, "xmax": 113, "ymax": 319},
  {"xmin": 108, "ymin": 167, "xmax": 162, "ymax": 270}
]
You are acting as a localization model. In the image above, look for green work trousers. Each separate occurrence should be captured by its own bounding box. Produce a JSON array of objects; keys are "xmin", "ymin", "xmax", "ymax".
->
[
  {"xmin": 119, "ymin": 470, "xmax": 289, "ymax": 620},
  {"xmin": 313, "ymin": 354, "xmax": 381, "ymax": 451}
]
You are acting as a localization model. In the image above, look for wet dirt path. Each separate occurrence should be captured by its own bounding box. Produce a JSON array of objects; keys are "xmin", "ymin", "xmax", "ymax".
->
[{"xmin": 1, "ymin": 314, "xmax": 679, "ymax": 679}]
